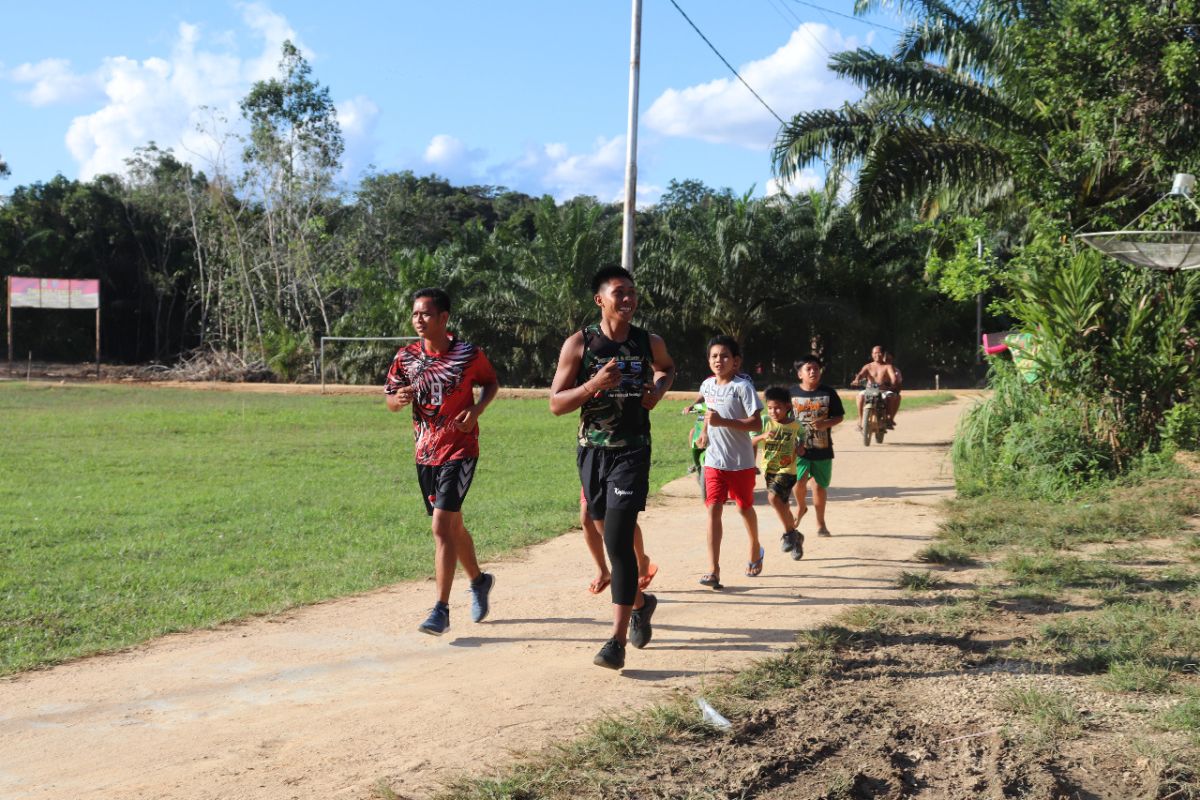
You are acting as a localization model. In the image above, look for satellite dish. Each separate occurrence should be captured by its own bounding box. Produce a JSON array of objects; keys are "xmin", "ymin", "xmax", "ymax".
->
[{"xmin": 1076, "ymin": 174, "xmax": 1200, "ymax": 271}]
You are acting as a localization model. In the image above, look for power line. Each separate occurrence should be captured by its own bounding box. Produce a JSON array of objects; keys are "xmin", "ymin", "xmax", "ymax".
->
[
  {"xmin": 666, "ymin": 0, "xmax": 787, "ymax": 125},
  {"xmin": 763, "ymin": 0, "xmax": 833, "ymax": 57},
  {"xmin": 784, "ymin": 0, "xmax": 905, "ymax": 34}
]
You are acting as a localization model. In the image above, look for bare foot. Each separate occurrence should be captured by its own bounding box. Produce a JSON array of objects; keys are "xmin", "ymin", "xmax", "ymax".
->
[{"xmin": 587, "ymin": 573, "xmax": 611, "ymax": 595}]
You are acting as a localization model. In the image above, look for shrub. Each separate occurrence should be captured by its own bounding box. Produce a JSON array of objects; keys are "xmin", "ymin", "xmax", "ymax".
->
[{"xmin": 1163, "ymin": 401, "xmax": 1200, "ymax": 451}]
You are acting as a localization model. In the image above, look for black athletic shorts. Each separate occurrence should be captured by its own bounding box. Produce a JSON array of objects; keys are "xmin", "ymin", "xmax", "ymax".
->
[
  {"xmin": 577, "ymin": 445, "xmax": 650, "ymax": 521},
  {"xmin": 764, "ymin": 471, "xmax": 797, "ymax": 500},
  {"xmin": 416, "ymin": 458, "xmax": 477, "ymax": 515}
]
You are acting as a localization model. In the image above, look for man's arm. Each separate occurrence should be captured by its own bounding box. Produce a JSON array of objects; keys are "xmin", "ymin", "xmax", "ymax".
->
[
  {"xmin": 850, "ymin": 363, "xmax": 871, "ymax": 386},
  {"xmin": 453, "ymin": 379, "xmax": 499, "ymax": 432},
  {"xmin": 641, "ymin": 334, "xmax": 675, "ymax": 410},
  {"xmin": 550, "ymin": 332, "xmax": 621, "ymax": 416}
]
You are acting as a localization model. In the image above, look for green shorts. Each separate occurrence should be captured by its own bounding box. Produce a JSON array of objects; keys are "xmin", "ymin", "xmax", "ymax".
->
[{"xmin": 796, "ymin": 457, "xmax": 832, "ymax": 489}]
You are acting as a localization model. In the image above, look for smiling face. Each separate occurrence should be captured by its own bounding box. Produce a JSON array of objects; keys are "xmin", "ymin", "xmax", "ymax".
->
[
  {"xmin": 766, "ymin": 399, "xmax": 790, "ymax": 423},
  {"xmin": 411, "ymin": 296, "xmax": 449, "ymax": 340},
  {"xmin": 708, "ymin": 343, "xmax": 739, "ymax": 381},
  {"xmin": 871, "ymin": 346, "xmax": 885, "ymax": 363},
  {"xmin": 594, "ymin": 276, "xmax": 637, "ymax": 323}
]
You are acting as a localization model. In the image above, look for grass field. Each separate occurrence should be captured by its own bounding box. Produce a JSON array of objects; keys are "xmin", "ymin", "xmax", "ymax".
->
[{"xmin": 0, "ymin": 383, "xmax": 956, "ymax": 674}]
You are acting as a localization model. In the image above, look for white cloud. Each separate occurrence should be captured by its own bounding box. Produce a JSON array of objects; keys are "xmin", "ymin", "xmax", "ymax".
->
[
  {"xmin": 9, "ymin": 58, "xmax": 101, "ymax": 107},
  {"xmin": 23, "ymin": 3, "xmax": 346, "ymax": 181},
  {"xmin": 766, "ymin": 167, "xmax": 823, "ymax": 197},
  {"xmin": 645, "ymin": 23, "xmax": 861, "ymax": 150},
  {"xmin": 338, "ymin": 95, "xmax": 381, "ymax": 180},
  {"xmin": 499, "ymin": 135, "xmax": 629, "ymax": 202}
]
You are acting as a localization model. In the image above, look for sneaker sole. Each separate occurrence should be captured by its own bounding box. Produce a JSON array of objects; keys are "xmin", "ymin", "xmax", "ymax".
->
[
  {"xmin": 593, "ymin": 655, "xmax": 624, "ymax": 670},
  {"xmin": 418, "ymin": 626, "xmax": 446, "ymax": 637}
]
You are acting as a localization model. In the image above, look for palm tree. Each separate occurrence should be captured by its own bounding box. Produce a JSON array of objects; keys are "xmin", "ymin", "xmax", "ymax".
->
[
  {"xmin": 773, "ymin": 0, "xmax": 1200, "ymax": 230},
  {"xmin": 773, "ymin": 0, "xmax": 1034, "ymax": 228}
]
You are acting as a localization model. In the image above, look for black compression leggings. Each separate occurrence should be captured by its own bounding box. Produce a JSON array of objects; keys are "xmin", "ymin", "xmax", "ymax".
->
[{"xmin": 603, "ymin": 506, "xmax": 641, "ymax": 606}]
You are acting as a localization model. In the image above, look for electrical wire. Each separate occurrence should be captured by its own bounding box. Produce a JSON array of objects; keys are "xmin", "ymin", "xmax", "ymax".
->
[
  {"xmin": 784, "ymin": 0, "xmax": 905, "ymax": 34},
  {"xmin": 665, "ymin": 0, "xmax": 787, "ymax": 125}
]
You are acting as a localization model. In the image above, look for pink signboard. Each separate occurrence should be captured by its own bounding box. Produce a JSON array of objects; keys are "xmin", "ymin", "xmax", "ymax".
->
[
  {"xmin": 7, "ymin": 277, "xmax": 100, "ymax": 309},
  {"xmin": 41, "ymin": 279, "xmax": 71, "ymax": 309},
  {"xmin": 70, "ymin": 279, "xmax": 100, "ymax": 309},
  {"xmin": 9, "ymin": 277, "xmax": 41, "ymax": 308}
]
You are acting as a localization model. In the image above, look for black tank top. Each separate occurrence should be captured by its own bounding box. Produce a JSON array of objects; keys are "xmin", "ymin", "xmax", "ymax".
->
[{"xmin": 575, "ymin": 322, "xmax": 653, "ymax": 449}]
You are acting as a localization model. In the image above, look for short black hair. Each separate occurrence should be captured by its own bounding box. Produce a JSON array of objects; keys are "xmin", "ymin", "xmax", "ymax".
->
[
  {"xmin": 793, "ymin": 354, "xmax": 822, "ymax": 371},
  {"xmin": 763, "ymin": 386, "xmax": 790, "ymax": 405},
  {"xmin": 707, "ymin": 334, "xmax": 741, "ymax": 359},
  {"xmin": 413, "ymin": 287, "xmax": 451, "ymax": 314},
  {"xmin": 591, "ymin": 266, "xmax": 635, "ymax": 295}
]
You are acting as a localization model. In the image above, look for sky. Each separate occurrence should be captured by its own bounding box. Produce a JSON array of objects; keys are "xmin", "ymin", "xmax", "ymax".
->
[{"xmin": 0, "ymin": 1, "xmax": 902, "ymax": 205}]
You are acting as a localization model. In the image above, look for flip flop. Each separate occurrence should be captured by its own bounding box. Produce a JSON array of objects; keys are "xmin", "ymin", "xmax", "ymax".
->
[
  {"xmin": 746, "ymin": 546, "xmax": 765, "ymax": 577},
  {"xmin": 587, "ymin": 575, "xmax": 611, "ymax": 595},
  {"xmin": 699, "ymin": 573, "xmax": 723, "ymax": 589},
  {"xmin": 638, "ymin": 562, "xmax": 659, "ymax": 590}
]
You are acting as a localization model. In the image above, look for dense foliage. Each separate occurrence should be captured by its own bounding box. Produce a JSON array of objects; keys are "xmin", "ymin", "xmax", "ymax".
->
[
  {"xmin": 781, "ymin": 0, "xmax": 1200, "ymax": 492},
  {"xmin": 0, "ymin": 43, "xmax": 976, "ymax": 388}
]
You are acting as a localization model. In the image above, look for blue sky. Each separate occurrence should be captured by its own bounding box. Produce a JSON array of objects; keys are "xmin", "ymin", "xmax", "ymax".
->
[{"xmin": 0, "ymin": 1, "xmax": 900, "ymax": 204}]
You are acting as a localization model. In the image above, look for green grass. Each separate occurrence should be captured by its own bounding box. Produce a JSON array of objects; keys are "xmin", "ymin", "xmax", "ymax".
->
[
  {"xmin": 999, "ymin": 685, "xmax": 1084, "ymax": 742},
  {"xmin": 896, "ymin": 569, "xmax": 947, "ymax": 591},
  {"xmin": 0, "ymin": 383, "xmax": 692, "ymax": 674}
]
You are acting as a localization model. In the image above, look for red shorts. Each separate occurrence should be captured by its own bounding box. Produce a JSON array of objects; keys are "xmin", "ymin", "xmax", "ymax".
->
[{"xmin": 704, "ymin": 467, "xmax": 756, "ymax": 509}]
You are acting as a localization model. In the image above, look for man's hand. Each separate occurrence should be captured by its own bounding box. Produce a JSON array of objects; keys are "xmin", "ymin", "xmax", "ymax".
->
[
  {"xmin": 704, "ymin": 408, "xmax": 725, "ymax": 428},
  {"xmin": 589, "ymin": 359, "xmax": 622, "ymax": 393},
  {"xmin": 453, "ymin": 405, "xmax": 479, "ymax": 432},
  {"xmin": 641, "ymin": 382, "xmax": 662, "ymax": 410},
  {"xmin": 696, "ymin": 432, "xmax": 709, "ymax": 449},
  {"xmin": 387, "ymin": 385, "xmax": 415, "ymax": 411}
]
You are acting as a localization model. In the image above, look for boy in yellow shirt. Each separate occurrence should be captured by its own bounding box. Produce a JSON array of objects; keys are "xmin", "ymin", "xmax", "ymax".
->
[{"xmin": 752, "ymin": 386, "xmax": 806, "ymax": 560}]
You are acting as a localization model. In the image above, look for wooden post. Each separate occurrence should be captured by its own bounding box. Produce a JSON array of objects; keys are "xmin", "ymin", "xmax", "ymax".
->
[
  {"xmin": 6, "ymin": 276, "xmax": 12, "ymax": 377},
  {"xmin": 95, "ymin": 305, "xmax": 101, "ymax": 378}
]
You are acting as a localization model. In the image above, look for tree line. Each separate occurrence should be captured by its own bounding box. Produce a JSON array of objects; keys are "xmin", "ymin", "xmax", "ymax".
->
[{"xmin": 0, "ymin": 43, "xmax": 975, "ymax": 388}]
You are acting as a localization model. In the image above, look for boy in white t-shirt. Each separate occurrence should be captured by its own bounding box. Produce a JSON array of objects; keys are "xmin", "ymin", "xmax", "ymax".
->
[{"xmin": 697, "ymin": 335, "xmax": 763, "ymax": 589}]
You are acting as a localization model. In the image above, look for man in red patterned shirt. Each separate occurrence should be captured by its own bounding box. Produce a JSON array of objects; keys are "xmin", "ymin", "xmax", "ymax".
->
[{"xmin": 385, "ymin": 287, "xmax": 500, "ymax": 636}]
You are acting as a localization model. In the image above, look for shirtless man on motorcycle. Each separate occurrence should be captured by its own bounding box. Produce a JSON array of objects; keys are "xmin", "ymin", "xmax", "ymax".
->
[{"xmin": 852, "ymin": 345, "xmax": 900, "ymax": 429}]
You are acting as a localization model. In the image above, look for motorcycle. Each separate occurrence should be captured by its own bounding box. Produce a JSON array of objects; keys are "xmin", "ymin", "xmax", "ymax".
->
[{"xmin": 859, "ymin": 381, "xmax": 887, "ymax": 446}]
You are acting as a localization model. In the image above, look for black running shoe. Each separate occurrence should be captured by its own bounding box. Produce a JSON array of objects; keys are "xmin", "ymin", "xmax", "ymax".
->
[
  {"xmin": 628, "ymin": 594, "xmax": 657, "ymax": 649},
  {"xmin": 792, "ymin": 531, "xmax": 805, "ymax": 560},
  {"xmin": 781, "ymin": 530, "xmax": 799, "ymax": 553},
  {"xmin": 593, "ymin": 638, "xmax": 626, "ymax": 670}
]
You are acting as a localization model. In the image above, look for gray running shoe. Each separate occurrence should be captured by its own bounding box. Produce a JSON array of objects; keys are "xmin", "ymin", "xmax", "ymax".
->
[
  {"xmin": 593, "ymin": 638, "xmax": 626, "ymax": 670},
  {"xmin": 418, "ymin": 603, "xmax": 450, "ymax": 636},
  {"xmin": 792, "ymin": 531, "xmax": 805, "ymax": 560},
  {"xmin": 628, "ymin": 593, "xmax": 657, "ymax": 649},
  {"xmin": 469, "ymin": 572, "xmax": 494, "ymax": 623},
  {"xmin": 781, "ymin": 530, "xmax": 799, "ymax": 553}
]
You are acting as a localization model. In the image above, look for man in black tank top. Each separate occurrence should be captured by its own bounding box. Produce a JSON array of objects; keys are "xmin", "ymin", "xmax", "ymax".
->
[{"xmin": 550, "ymin": 266, "xmax": 675, "ymax": 671}]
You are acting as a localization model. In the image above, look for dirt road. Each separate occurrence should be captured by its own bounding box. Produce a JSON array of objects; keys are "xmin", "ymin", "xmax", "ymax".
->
[{"xmin": 0, "ymin": 397, "xmax": 967, "ymax": 800}]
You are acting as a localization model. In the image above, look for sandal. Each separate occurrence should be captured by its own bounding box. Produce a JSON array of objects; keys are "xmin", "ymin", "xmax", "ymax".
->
[
  {"xmin": 699, "ymin": 573, "xmax": 723, "ymax": 589},
  {"xmin": 638, "ymin": 562, "xmax": 659, "ymax": 590},
  {"xmin": 746, "ymin": 546, "xmax": 765, "ymax": 577},
  {"xmin": 588, "ymin": 575, "xmax": 611, "ymax": 595}
]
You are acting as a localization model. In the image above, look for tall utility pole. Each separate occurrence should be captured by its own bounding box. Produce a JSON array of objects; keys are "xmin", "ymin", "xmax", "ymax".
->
[{"xmin": 621, "ymin": 0, "xmax": 643, "ymax": 272}]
